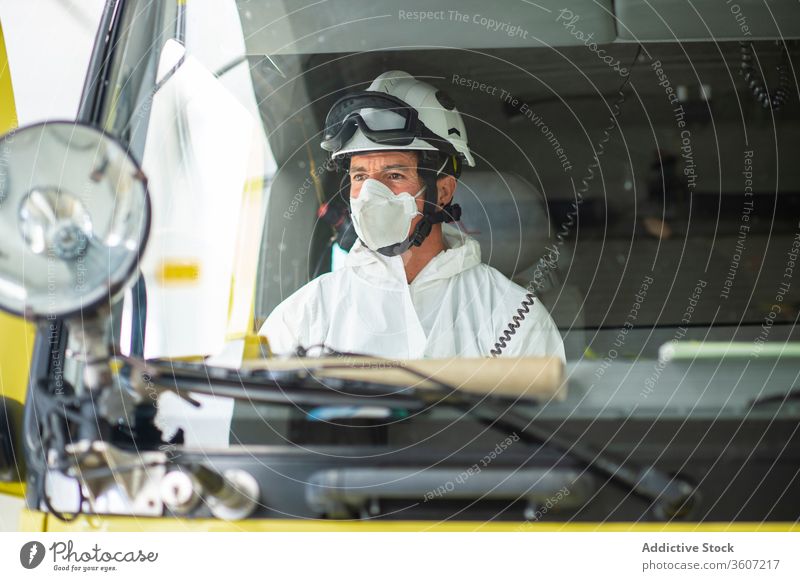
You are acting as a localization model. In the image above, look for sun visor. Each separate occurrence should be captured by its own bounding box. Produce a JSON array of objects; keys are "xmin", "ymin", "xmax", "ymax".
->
[
  {"xmin": 239, "ymin": 0, "xmax": 616, "ymax": 54},
  {"xmin": 616, "ymin": 0, "xmax": 800, "ymax": 41}
]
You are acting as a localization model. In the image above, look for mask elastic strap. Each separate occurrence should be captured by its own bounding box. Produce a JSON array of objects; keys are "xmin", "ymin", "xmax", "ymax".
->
[{"xmin": 421, "ymin": 155, "xmax": 461, "ymax": 224}]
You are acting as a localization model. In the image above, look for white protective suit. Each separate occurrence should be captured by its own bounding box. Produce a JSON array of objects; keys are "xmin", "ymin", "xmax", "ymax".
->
[{"xmin": 259, "ymin": 223, "xmax": 565, "ymax": 362}]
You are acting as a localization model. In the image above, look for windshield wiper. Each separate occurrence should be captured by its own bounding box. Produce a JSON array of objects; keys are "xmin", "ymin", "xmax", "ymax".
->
[
  {"xmin": 129, "ymin": 354, "xmax": 697, "ymax": 519},
  {"xmin": 359, "ymin": 357, "xmax": 697, "ymax": 518},
  {"xmin": 129, "ymin": 357, "xmax": 429, "ymax": 410},
  {"xmin": 472, "ymin": 403, "xmax": 696, "ymax": 519},
  {"xmin": 750, "ymin": 389, "xmax": 800, "ymax": 408}
]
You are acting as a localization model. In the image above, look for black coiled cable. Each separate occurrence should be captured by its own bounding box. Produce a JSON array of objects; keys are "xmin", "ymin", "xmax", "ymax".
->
[
  {"xmin": 740, "ymin": 41, "xmax": 791, "ymax": 111},
  {"xmin": 30, "ymin": 378, "xmax": 90, "ymax": 522},
  {"xmin": 490, "ymin": 47, "xmax": 642, "ymax": 357},
  {"xmin": 489, "ymin": 291, "xmax": 539, "ymax": 357}
]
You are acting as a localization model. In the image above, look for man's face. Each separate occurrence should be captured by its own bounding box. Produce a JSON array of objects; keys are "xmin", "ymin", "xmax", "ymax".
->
[{"xmin": 349, "ymin": 151, "xmax": 426, "ymax": 218}]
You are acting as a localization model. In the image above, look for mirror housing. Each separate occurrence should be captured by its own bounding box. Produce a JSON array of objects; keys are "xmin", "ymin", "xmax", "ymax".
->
[
  {"xmin": 0, "ymin": 121, "xmax": 150, "ymax": 321},
  {"xmin": 0, "ymin": 121, "xmax": 152, "ymax": 446}
]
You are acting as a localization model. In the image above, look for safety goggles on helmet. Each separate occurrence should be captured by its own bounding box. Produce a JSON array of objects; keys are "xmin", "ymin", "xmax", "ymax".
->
[{"xmin": 320, "ymin": 91, "xmax": 456, "ymax": 156}]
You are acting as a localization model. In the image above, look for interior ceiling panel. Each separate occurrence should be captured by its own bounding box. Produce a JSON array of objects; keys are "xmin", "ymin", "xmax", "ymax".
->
[
  {"xmin": 238, "ymin": 0, "xmax": 616, "ymax": 55},
  {"xmin": 616, "ymin": 0, "xmax": 800, "ymax": 41}
]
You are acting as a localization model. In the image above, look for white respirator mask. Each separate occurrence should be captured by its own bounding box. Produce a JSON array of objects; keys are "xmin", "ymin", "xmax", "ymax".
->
[{"xmin": 349, "ymin": 178, "xmax": 425, "ymax": 253}]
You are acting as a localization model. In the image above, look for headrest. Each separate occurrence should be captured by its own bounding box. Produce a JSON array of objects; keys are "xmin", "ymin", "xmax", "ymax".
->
[{"xmin": 454, "ymin": 171, "xmax": 551, "ymax": 277}]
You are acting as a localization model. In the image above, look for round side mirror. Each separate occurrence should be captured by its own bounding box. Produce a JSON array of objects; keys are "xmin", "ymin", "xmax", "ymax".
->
[{"xmin": 0, "ymin": 121, "xmax": 150, "ymax": 319}]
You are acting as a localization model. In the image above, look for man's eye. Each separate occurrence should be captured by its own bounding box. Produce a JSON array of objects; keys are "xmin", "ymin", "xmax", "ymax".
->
[
  {"xmin": 351, "ymin": 174, "xmax": 365, "ymax": 182},
  {"xmin": 388, "ymin": 173, "xmax": 405, "ymax": 180}
]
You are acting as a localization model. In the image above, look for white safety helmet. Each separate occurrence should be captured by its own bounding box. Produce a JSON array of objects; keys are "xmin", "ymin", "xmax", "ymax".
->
[{"xmin": 321, "ymin": 70, "xmax": 476, "ymax": 168}]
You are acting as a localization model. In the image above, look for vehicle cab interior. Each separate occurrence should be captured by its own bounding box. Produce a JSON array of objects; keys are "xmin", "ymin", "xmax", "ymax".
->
[{"xmin": 2, "ymin": 0, "xmax": 799, "ymax": 526}]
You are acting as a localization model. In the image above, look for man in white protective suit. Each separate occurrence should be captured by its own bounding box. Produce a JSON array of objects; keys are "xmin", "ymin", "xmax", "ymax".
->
[{"xmin": 259, "ymin": 71, "xmax": 565, "ymax": 362}]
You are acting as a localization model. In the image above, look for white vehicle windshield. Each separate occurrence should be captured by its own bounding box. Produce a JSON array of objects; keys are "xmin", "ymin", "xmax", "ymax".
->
[{"xmin": 87, "ymin": 1, "xmax": 800, "ymax": 450}]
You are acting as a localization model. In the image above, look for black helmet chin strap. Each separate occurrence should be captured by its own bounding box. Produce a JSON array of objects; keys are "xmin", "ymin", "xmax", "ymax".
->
[{"xmin": 376, "ymin": 156, "xmax": 462, "ymax": 257}]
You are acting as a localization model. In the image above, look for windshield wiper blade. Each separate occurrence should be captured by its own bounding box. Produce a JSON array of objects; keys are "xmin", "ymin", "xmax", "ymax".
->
[
  {"xmin": 750, "ymin": 389, "xmax": 800, "ymax": 408},
  {"xmin": 128, "ymin": 355, "xmax": 696, "ymax": 517},
  {"xmin": 127, "ymin": 358, "xmax": 429, "ymax": 410}
]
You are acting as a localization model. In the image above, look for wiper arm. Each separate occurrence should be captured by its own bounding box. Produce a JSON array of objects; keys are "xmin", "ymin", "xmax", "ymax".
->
[
  {"xmin": 131, "ymin": 351, "xmax": 563, "ymax": 409},
  {"xmin": 467, "ymin": 403, "xmax": 697, "ymax": 519},
  {"xmin": 750, "ymin": 389, "xmax": 800, "ymax": 408},
  {"xmin": 368, "ymin": 359, "xmax": 698, "ymax": 518},
  {"xmin": 128, "ymin": 354, "xmax": 696, "ymax": 518},
  {"xmin": 295, "ymin": 352, "xmax": 698, "ymax": 519},
  {"xmin": 126, "ymin": 357, "xmax": 429, "ymax": 411}
]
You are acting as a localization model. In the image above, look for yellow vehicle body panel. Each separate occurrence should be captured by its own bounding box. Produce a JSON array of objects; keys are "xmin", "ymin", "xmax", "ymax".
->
[
  {"xmin": 0, "ymin": 20, "xmax": 35, "ymax": 500},
  {"xmin": 24, "ymin": 510, "xmax": 800, "ymax": 532},
  {"xmin": 18, "ymin": 509, "xmax": 47, "ymax": 532}
]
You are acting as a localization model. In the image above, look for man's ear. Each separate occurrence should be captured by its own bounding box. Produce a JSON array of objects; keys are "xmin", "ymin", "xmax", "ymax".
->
[{"xmin": 436, "ymin": 174, "xmax": 456, "ymax": 208}]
